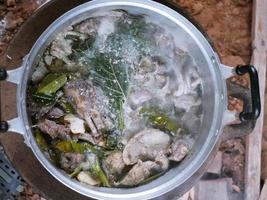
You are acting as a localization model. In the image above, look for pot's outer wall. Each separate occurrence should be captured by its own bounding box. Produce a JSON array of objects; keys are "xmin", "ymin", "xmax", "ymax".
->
[{"xmin": 0, "ymin": 1, "xmax": 92, "ymax": 200}]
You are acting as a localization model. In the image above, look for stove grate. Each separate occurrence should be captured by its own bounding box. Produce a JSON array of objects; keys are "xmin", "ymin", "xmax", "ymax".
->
[{"xmin": 0, "ymin": 147, "xmax": 23, "ymax": 200}]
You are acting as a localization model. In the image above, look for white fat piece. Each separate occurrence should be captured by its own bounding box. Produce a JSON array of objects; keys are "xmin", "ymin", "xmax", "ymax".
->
[
  {"xmin": 64, "ymin": 114, "xmax": 85, "ymax": 134},
  {"xmin": 77, "ymin": 171, "xmax": 100, "ymax": 186},
  {"xmin": 123, "ymin": 128, "xmax": 171, "ymax": 165}
]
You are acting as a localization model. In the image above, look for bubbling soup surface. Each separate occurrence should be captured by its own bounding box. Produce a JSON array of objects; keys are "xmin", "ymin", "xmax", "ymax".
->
[{"xmin": 27, "ymin": 10, "xmax": 203, "ymax": 187}]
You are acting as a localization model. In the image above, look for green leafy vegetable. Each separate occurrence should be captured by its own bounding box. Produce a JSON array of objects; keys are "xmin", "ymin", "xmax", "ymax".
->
[
  {"xmin": 117, "ymin": 100, "xmax": 125, "ymax": 130},
  {"xmin": 35, "ymin": 130, "xmax": 48, "ymax": 150},
  {"xmin": 37, "ymin": 74, "xmax": 58, "ymax": 89},
  {"xmin": 55, "ymin": 140, "xmax": 73, "ymax": 152},
  {"xmin": 37, "ymin": 74, "xmax": 67, "ymax": 95},
  {"xmin": 70, "ymin": 166, "xmax": 82, "ymax": 178},
  {"xmin": 59, "ymin": 101, "xmax": 75, "ymax": 114},
  {"xmin": 106, "ymin": 134, "xmax": 118, "ymax": 150},
  {"xmin": 70, "ymin": 154, "xmax": 110, "ymax": 187},
  {"xmin": 32, "ymin": 93, "xmax": 56, "ymax": 106},
  {"xmin": 35, "ymin": 127, "xmax": 60, "ymax": 165},
  {"xmin": 116, "ymin": 11, "xmax": 146, "ymax": 37},
  {"xmin": 55, "ymin": 141, "xmax": 104, "ymax": 158},
  {"xmin": 140, "ymin": 108, "xmax": 181, "ymax": 133},
  {"xmin": 90, "ymin": 54, "xmax": 127, "ymax": 105},
  {"xmin": 115, "ymin": 11, "xmax": 157, "ymax": 52},
  {"xmin": 88, "ymin": 53, "xmax": 129, "ymax": 129},
  {"xmin": 89, "ymin": 156, "xmax": 110, "ymax": 187},
  {"xmin": 48, "ymin": 149, "xmax": 61, "ymax": 166},
  {"xmin": 55, "ymin": 141, "xmax": 90, "ymax": 153}
]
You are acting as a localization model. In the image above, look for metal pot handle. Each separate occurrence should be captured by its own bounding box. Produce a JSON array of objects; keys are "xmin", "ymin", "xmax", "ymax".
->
[
  {"xmin": 0, "ymin": 66, "xmax": 26, "ymax": 135},
  {"xmin": 221, "ymin": 65, "xmax": 261, "ymax": 141},
  {"xmin": 235, "ymin": 65, "xmax": 261, "ymax": 121},
  {"xmin": 0, "ymin": 121, "xmax": 8, "ymax": 133}
]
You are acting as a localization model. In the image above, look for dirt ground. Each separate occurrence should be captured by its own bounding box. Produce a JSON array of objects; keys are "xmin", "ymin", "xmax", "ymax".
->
[
  {"xmin": 0, "ymin": 0, "xmax": 48, "ymax": 55},
  {"xmin": 173, "ymin": 0, "xmax": 252, "ymax": 64},
  {"xmin": 0, "ymin": 0, "xmax": 252, "ymax": 199}
]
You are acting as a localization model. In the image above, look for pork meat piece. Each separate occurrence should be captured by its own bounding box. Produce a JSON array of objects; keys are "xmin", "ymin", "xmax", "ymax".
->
[
  {"xmin": 38, "ymin": 119, "xmax": 70, "ymax": 139},
  {"xmin": 60, "ymin": 153, "xmax": 85, "ymax": 171},
  {"xmin": 123, "ymin": 128, "xmax": 171, "ymax": 165},
  {"xmin": 48, "ymin": 107, "xmax": 64, "ymax": 119},
  {"xmin": 119, "ymin": 160, "xmax": 162, "ymax": 186},
  {"xmin": 64, "ymin": 80, "xmax": 113, "ymax": 139},
  {"xmin": 77, "ymin": 133, "xmax": 97, "ymax": 145},
  {"xmin": 168, "ymin": 136, "xmax": 194, "ymax": 162},
  {"xmin": 104, "ymin": 152, "xmax": 126, "ymax": 176}
]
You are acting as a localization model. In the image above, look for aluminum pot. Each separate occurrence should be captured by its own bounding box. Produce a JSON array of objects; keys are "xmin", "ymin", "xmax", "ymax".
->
[{"xmin": 0, "ymin": 0, "xmax": 261, "ymax": 199}]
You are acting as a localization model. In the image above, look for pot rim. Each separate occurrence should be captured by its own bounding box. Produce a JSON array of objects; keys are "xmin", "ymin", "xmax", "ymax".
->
[{"xmin": 18, "ymin": 0, "xmax": 227, "ymax": 199}]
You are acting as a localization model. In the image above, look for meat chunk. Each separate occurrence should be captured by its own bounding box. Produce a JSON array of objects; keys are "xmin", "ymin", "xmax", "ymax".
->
[
  {"xmin": 50, "ymin": 30, "xmax": 73, "ymax": 60},
  {"xmin": 64, "ymin": 80, "xmax": 99, "ymax": 136},
  {"xmin": 29, "ymin": 104, "xmax": 54, "ymax": 120},
  {"xmin": 104, "ymin": 152, "xmax": 125, "ymax": 176},
  {"xmin": 173, "ymin": 94, "xmax": 201, "ymax": 112},
  {"xmin": 60, "ymin": 153, "xmax": 85, "ymax": 171},
  {"xmin": 119, "ymin": 160, "xmax": 161, "ymax": 186},
  {"xmin": 48, "ymin": 107, "xmax": 64, "ymax": 119},
  {"xmin": 38, "ymin": 119, "xmax": 70, "ymax": 139},
  {"xmin": 78, "ymin": 133, "xmax": 96, "ymax": 145},
  {"xmin": 64, "ymin": 80, "xmax": 113, "ymax": 140},
  {"xmin": 128, "ymin": 89, "xmax": 152, "ymax": 109},
  {"xmin": 122, "ymin": 128, "xmax": 171, "ymax": 165},
  {"xmin": 155, "ymin": 152, "xmax": 169, "ymax": 171},
  {"xmin": 75, "ymin": 18, "xmax": 100, "ymax": 37},
  {"xmin": 138, "ymin": 56, "xmax": 155, "ymax": 73},
  {"xmin": 168, "ymin": 137, "xmax": 193, "ymax": 162},
  {"xmin": 31, "ymin": 61, "xmax": 48, "ymax": 83}
]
